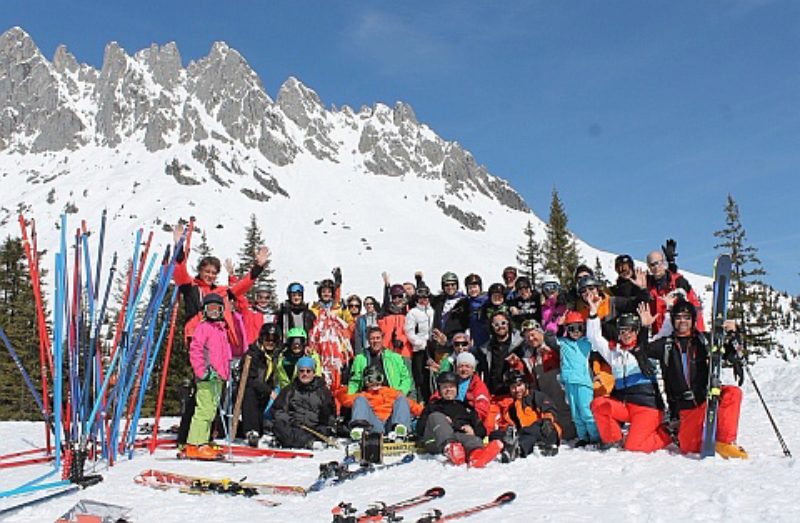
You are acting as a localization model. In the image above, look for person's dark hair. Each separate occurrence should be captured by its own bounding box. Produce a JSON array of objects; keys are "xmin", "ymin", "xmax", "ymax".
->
[
  {"xmin": 197, "ymin": 256, "xmax": 221, "ymax": 274},
  {"xmin": 367, "ymin": 326, "xmax": 383, "ymax": 337}
]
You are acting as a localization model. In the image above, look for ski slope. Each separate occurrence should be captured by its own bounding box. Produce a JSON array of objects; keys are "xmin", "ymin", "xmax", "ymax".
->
[{"xmin": 0, "ymin": 358, "xmax": 797, "ymax": 523}]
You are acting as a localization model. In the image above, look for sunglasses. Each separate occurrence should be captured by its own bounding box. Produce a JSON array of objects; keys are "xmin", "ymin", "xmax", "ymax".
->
[
  {"xmin": 443, "ymin": 282, "xmax": 457, "ymax": 287},
  {"xmin": 364, "ymin": 301, "xmax": 376, "ymax": 307},
  {"xmin": 204, "ymin": 304, "xmax": 224, "ymax": 313},
  {"xmin": 453, "ymin": 341, "xmax": 469, "ymax": 347},
  {"xmin": 416, "ymin": 291, "xmax": 431, "ymax": 298},
  {"xmin": 542, "ymin": 283, "xmax": 560, "ymax": 294},
  {"xmin": 648, "ymin": 260, "xmax": 664, "ymax": 268},
  {"xmin": 348, "ymin": 302, "xmax": 362, "ymax": 308},
  {"xmin": 391, "ymin": 294, "xmax": 405, "ymax": 299},
  {"xmin": 492, "ymin": 320, "xmax": 509, "ymax": 328}
]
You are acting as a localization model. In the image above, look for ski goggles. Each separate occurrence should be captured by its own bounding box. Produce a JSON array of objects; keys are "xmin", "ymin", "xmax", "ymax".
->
[
  {"xmin": 542, "ymin": 282, "xmax": 560, "ymax": 295},
  {"xmin": 204, "ymin": 303, "xmax": 224, "ymax": 315},
  {"xmin": 566, "ymin": 324, "xmax": 585, "ymax": 334},
  {"xmin": 416, "ymin": 289, "xmax": 431, "ymax": 298},
  {"xmin": 364, "ymin": 373, "xmax": 385, "ymax": 385}
]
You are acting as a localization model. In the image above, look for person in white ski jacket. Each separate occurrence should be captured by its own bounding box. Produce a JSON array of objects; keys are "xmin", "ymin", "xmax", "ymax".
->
[{"xmin": 405, "ymin": 286, "xmax": 436, "ymax": 401}]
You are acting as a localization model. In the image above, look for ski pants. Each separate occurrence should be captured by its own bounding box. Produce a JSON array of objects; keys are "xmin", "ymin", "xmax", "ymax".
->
[
  {"xmin": 420, "ymin": 412, "xmax": 484, "ymax": 454},
  {"xmin": 564, "ymin": 383, "xmax": 600, "ymax": 442},
  {"xmin": 591, "ymin": 396, "xmax": 671, "ymax": 453},
  {"xmin": 518, "ymin": 420, "xmax": 560, "ymax": 457},
  {"xmin": 187, "ymin": 375, "xmax": 223, "ymax": 446},
  {"xmin": 411, "ymin": 351, "xmax": 430, "ymax": 402},
  {"xmin": 271, "ymin": 420, "xmax": 315, "ymax": 449},
  {"xmin": 678, "ymin": 385, "xmax": 742, "ymax": 454},
  {"xmin": 351, "ymin": 395, "xmax": 411, "ymax": 435},
  {"xmin": 240, "ymin": 383, "xmax": 270, "ymax": 437}
]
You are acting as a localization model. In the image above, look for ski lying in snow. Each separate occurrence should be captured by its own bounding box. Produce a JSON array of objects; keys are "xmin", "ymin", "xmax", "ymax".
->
[
  {"xmin": 309, "ymin": 454, "xmax": 415, "ymax": 493},
  {"xmin": 416, "ymin": 491, "xmax": 516, "ymax": 522},
  {"xmin": 700, "ymin": 254, "xmax": 732, "ymax": 458},
  {"xmin": 354, "ymin": 440, "xmax": 422, "ymax": 460},
  {"xmin": 135, "ymin": 469, "xmax": 307, "ymax": 497},
  {"xmin": 213, "ymin": 443, "xmax": 314, "ymax": 459},
  {"xmin": 156, "ymin": 453, "xmax": 254, "ymax": 464},
  {"xmin": 332, "ymin": 486, "xmax": 445, "ymax": 523}
]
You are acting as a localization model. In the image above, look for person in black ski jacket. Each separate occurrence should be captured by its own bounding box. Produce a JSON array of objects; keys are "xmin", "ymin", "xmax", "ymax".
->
[
  {"xmin": 417, "ymin": 372, "xmax": 502, "ymax": 468},
  {"xmin": 476, "ymin": 310, "xmax": 521, "ymax": 396},
  {"xmin": 271, "ymin": 357, "xmax": 335, "ymax": 449},
  {"xmin": 507, "ymin": 276, "xmax": 542, "ymax": 331},
  {"xmin": 238, "ymin": 323, "xmax": 280, "ymax": 442},
  {"xmin": 276, "ymin": 282, "xmax": 316, "ymax": 339},
  {"xmin": 645, "ymin": 298, "xmax": 747, "ymax": 458},
  {"xmin": 427, "ymin": 272, "xmax": 470, "ymax": 338}
]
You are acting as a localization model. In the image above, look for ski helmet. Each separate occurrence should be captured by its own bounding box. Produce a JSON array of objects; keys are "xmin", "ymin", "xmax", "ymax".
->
[
  {"xmin": 286, "ymin": 327, "xmax": 307, "ymax": 344},
  {"xmin": 389, "ymin": 284, "xmax": 405, "ymax": 297},
  {"xmin": 671, "ymin": 298, "xmax": 697, "ymax": 324},
  {"xmin": 363, "ymin": 366, "xmax": 385, "ymax": 387},
  {"xmin": 286, "ymin": 282, "xmax": 304, "ymax": 297},
  {"xmin": 503, "ymin": 266, "xmax": 518, "ymax": 277},
  {"xmin": 441, "ymin": 271, "xmax": 459, "ymax": 289},
  {"xmin": 464, "ymin": 273, "xmax": 483, "ymax": 289},
  {"xmin": 540, "ymin": 274, "xmax": 561, "ymax": 295},
  {"xmin": 259, "ymin": 323, "xmax": 281, "ymax": 344},
  {"xmin": 317, "ymin": 279, "xmax": 335, "ymax": 298},
  {"xmin": 563, "ymin": 311, "xmax": 585, "ymax": 326},
  {"xmin": 254, "ymin": 282, "xmax": 271, "ymax": 295},
  {"xmin": 614, "ymin": 254, "xmax": 634, "ymax": 272},
  {"xmin": 616, "ymin": 313, "xmax": 641, "ymax": 333},
  {"xmin": 488, "ymin": 282, "xmax": 505, "ymax": 296},
  {"xmin": 202, "ymin": 293, "xmax": 224, "ymax": 320},
  {"xmin": 577, "ymin": 274, "xmax": 603, "ymax": 293},
  {"xmin": 504, "ymin": 369, "xmax": 527, "ymax": 386},
  {"xmin": 515, "ymin": 276, "xmax": 532, "ymax": 291},
  {"xmin": 436, "ymin": 371, "xmax": 458, "ymax": 388}
]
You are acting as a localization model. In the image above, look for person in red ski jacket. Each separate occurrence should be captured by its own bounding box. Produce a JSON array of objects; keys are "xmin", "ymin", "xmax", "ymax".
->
[{"xmin": 645, "ymin": 247, "xmax": 705, "ymax": 333}]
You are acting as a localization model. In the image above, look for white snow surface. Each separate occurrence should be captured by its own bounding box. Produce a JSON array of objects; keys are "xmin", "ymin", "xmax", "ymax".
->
[{"xmin": 1, "ymin": 358, "xmax": 797, "ymax": 522}]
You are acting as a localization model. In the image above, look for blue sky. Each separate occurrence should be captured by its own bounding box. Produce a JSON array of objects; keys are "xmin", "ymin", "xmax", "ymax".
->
[{"xmin": 4, "ymin": 0, "xmax": 799, "ymax": 293}]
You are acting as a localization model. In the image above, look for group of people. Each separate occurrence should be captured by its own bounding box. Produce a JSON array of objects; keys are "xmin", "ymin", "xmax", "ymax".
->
[{"xmin": 172, "ymin": 222, "xmax": 749, "ymax": 467}]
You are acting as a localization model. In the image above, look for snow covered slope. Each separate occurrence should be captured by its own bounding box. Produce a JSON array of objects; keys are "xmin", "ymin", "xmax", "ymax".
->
[{"xmin": 0, "ymin": 359, "xmax": 797, "ymax": 522}]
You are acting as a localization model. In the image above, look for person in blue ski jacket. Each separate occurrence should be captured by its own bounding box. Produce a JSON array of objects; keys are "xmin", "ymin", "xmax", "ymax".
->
[{"xmin": 550, "ymin": 310, "xmax": 600, "ymax": 445}]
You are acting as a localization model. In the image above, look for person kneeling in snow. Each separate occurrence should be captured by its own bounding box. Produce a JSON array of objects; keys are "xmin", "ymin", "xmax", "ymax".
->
[
  {"xmin": 646, "ymin": 298, "xmax": 747, "ymax": 458},
  {"xmin": 417, "ymin": 372, "xmax": 503, "ymax": 467},
  {"xmin": 337, "ymin": 366, "xmax": 422, "ymax": 441},
  {"xmin": 504, "ymin": 370, "xmax": 561, "ymax": 457},
  {"xmin": 271, "ymin": 356, "xmax": 335, "ymax": 449}
]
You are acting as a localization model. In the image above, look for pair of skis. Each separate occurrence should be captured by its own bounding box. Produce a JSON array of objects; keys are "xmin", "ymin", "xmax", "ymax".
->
[
  {"xmin": 309, "ymin": 454, "xmax": 415, "ymax": 492},
  {"xmin": 135, "ymin": 469, "xmax": 308, "ymax": 498},
  {"xmin": 332, "ymin": 488, "xmax": 515, "ymax": 522}
]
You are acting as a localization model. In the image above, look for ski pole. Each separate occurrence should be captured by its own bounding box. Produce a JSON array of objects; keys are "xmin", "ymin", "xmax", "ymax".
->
[{"xmin": 744, "ymin": 365, "xmax": 791, "ymax": 457}]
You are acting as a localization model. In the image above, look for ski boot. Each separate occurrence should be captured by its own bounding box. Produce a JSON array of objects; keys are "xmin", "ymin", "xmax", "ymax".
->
[
  {"xmin": 246, "ymin": 430, "xmax": 260, "ymax": 448},
  {"xmin": 469, "ymin": 440, "xmax": 504, "ymax": 468},
  {"xmin": 715, "ymin": 442, "xmax": 749, "ymax": 459},
  {"xmin": 443, "ymin": 441, "xmax": 466, "ymax": 466}
]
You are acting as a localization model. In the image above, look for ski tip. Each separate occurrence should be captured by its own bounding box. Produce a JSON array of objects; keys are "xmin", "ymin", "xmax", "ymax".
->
[
  {"xmin": 401, "ymin": 453, "xmax": 415, "ymax": 463},
  {"xmin": 497, "ymin": 491, "xmax": 516, "ymax": 504},
  {"xmin": 426, "ymin": 486, "xmax": 446, "ymax": 498}
]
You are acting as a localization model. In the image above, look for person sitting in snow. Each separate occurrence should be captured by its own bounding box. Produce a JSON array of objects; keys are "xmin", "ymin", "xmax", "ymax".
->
[
  {"xmin": 337, "ymin": 366, "xmax": 421, "ymax": 441},
  {"xmin": 646, "ymin": 298, "xmax": 748, "ymax": 458},
  {"xmin": 503, "ymin": 370, "xmax": 561, "ymax": 457},
  {"xmin": 417, "ymin": 372, "xmax": 503, "ymax": 468},
  {"xmin": 348, "ymin": 327, "xmax": 412, "ymax": 396},
  {"xmin": 271, "ymin": 356, "xmax": 335, "ymax": 449},
  {"xmin": 586, "ymin": 297, "xmax": 672, "ymax": 453}
]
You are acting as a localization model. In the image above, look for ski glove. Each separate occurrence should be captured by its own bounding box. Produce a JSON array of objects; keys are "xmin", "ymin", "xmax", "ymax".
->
[
  {"xmin": 332, "ymin": 267, "xmax": 342, "ymax": 287},
  {"xmin": 539, "ymin": 418, "xmax": 557, "ymax": 441},
  {"xmin": 662, "ymin": 239, "xmax": 678, "ymax": 262}
]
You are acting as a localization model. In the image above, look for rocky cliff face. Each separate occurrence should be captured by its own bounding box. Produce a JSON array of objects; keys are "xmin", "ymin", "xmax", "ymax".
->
[{"xmin": 0, "ymin": 27, "xmax": 528, "ymax": 222}]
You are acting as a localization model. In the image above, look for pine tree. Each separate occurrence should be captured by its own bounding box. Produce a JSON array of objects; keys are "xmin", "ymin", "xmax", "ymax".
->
[
  {"xmin": 593, "ymin": 256, "xmax": 608, "ymax": 286},
  {"xmin": 237, "ymin": 214, "xmax": 277, "ymax": 308},
  {"xmin": 0, "ymin": 237, "xmax": 47, "ymax": 420},
  {"xmin": 543, "ymin": 188, "xmax": 583, "ymax": 288},
  {"xmin": 713, "ymin": 194, "xmax": 771, "ymax": 354},
  {"xmin": 194, "ymin": 229, "xmax": 212, "ymax": 258},
  {"xmin": 515, "ymin": 220, "xmax": 543, "ymax": 284}
]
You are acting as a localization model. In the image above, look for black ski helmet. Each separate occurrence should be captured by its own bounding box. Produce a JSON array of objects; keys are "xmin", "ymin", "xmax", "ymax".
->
[
  {"xmin": 464, "ymin": 273, "xmax": 483, "ymax": 289},
  {"xmin": 259, "ymin": 323, "xmax": 281, "ymax": 344},
  {"xmin": 514, "ymin": 276, "xmax": 532, "ymax": 291},
  {"xmin": 616, "ymin": 313, "xmax": 641, "ymax": 333},
  {"xmin": 488, "ymin": 282, "xmax": 505, "ymax": 296},
  {"xmin": 614, "ymin": 254, "xmax": 634, "ymax": 272},
  {"xmin": 577, "ymin": 274, "xmax": 603, "ymax": 293},
  {"xmin": 504, "ymin": 369, "xmax": 527, "ymax": 386},
  {"xmin": 202, "ymin": 293, "xmax": 224, "ymax": 307},
  {"xmin": 436, "ymin": 371, "xmax": 458, "ymax": 388}
]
